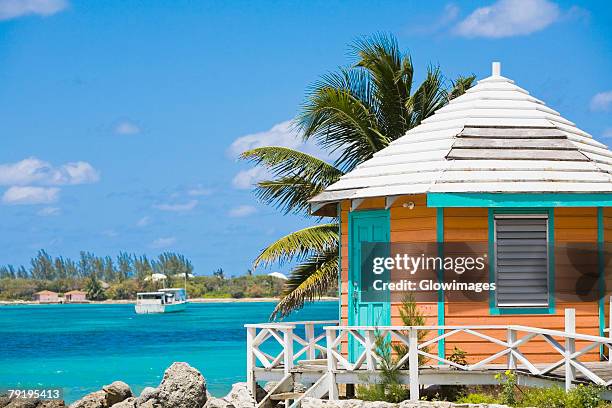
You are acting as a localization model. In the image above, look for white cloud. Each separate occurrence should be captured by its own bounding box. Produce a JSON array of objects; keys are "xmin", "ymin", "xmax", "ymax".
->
[
  {"xmin": 228, "ymin": 205, "xmax": 257, "ymax": 218},
  {"xmin": 151, "ymin": 237, "xmax": 176, "ymax": 249},
  {"xmin": 590, "ymin": 91, "xmax": 612, "ymax": 111},
  {"xmin": 228, "ymin": 120, "xmax": 325, "ymax": 158},
  {"xmin": 602, "ymin": 128, "xmax": 612, "ymax": 138},
  {"xmin": 232, "ymin": 167, "xmax": 268, "ymax": 190},
  {"xmin": 0, "ymin": 157, "xmax": 99, "ymax": 186},
  {"xmin": 454, "ymin": 0, "xmax": 560, "ymax": 38},
  {"xmin": 187, "ymin": 186, "xmax": 212, "ymax": 196},
  {"xmin": 228, "ymin": 121, "xmax": 299, "ymax": 157},
  {"xmin": 2, "ymin": 186, "xmax": 59, "ymax": 205},
  {"xmin": 0, "ymin": 0, "xmax": 67, "ymax": 21},
  {"xmin": 114, "ymin": 120, "xmax": 141, "ymax": 135},
  {"xmin": 153, "ymin": 199, "xmax": 198, "ymax": 212},
  {"xmin": 37, "ymin": 206, "xmax": 60, "ymax": 216},
  {"xmin": 229, "ymin": 120, "xmax": 334, "ymax": 190},
  {"xmin": 136, "ymin": 216, "xmax": 151, "ymax": 227},
  {"xmin": 407, "ymin": 3, "xmax": 460, "ymax": 35}
]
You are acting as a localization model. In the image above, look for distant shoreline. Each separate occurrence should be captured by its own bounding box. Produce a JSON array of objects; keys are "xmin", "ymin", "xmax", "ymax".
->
[{"xmin": 0, "ymin": 296, "xmax": 338, "ymax": 306}]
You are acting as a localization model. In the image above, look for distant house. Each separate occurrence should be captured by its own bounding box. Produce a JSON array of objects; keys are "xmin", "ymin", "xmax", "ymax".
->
[
  {"xmin": 64, "ymin": 290, "xmax": 87, "ymax": 303},
  {"xmin": 34, "ymin": 290, "xmax": 59, "ymax": 303}
]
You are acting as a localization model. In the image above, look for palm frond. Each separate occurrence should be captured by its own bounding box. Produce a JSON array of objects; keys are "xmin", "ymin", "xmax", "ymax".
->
[
  {"xmin": 253, "ymin": 223, "xmax": 338, "ymax": 269},
  {"xmin": 352, "ymin": 33, "xmax": 414, "ymax": 139},
  {"xmin": 406, "ymin": 66, "xmax": 447, "ymax": 128},
  {"xmin": 270, "ymin": 248, "xmax": 339, "ymax": 320},
  {"xmin": 448, "ymin": 74, "xmax": 476, "ymax": 101},
  {"xmin": 241, "ymin": 146, "xmax": 343, "ymax": 214},
  {"xmin": 297, "ymin": 78, "xmax": 386, "ymax": 171}
]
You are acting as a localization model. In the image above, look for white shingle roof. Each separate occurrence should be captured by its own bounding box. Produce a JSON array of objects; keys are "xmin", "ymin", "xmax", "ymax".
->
[{"xmin": 310, "ymin": 63, "xmax": 612, "ymax": 204}]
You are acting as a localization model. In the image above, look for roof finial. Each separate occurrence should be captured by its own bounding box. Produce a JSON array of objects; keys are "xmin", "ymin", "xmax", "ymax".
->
[{"xmin": 492, "ymin": 61, "xmax": 501, "ymax": 76}]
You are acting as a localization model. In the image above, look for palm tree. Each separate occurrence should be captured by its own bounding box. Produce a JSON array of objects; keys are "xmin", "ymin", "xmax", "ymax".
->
[{"xmin": 241, "ymin": 34, "xmax": 475, "ymax": 319}]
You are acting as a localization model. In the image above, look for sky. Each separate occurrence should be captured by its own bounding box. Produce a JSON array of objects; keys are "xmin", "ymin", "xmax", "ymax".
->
[{"xmin": 0, "ymin": 0, "xmax": 611, "ymax": 276}]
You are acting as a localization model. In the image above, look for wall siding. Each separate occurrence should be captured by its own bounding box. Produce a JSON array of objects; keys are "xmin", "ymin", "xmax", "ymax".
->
[{"xmin": 340, "ymin": 197, "xmax": 603, "ymax": 363}]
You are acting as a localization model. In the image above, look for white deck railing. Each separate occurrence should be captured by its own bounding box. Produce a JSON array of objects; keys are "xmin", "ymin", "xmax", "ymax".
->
[
  {"xmin": 246, "ymin": 310, "xmax": 612, "ymax": 402},
  {"xmin": 245, "ymin": 320, "xmax": 339, "ymax": 392}
]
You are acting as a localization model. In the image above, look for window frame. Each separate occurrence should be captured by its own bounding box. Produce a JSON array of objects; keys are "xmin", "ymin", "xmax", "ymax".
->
[{"xmin": 488, "ymin": 208, "xmax": 555, "ymax": 316}]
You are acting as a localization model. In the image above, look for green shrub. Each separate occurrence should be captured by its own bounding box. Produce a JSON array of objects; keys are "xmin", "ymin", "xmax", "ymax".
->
[
  {"xmin": 455, "ymin": 393, "xmax": 498, "ymax": 404},
  {"xmin": 519, "ymin": 384, "xmax": 603, "ymax": 408},
  {"xmin": 455, "ymin": 384, "xmax": 604, "ymax": 408},
  {"xmin": 519, "ymin": 386, "xmax": 567, "ymax": 408},
  {"xmin": 566, "ymin": 383, "xmax": 604, "ymax": 408},
  {"xmin": 107, "ymin": 280, "xmax": 139, "ymax": 300}
]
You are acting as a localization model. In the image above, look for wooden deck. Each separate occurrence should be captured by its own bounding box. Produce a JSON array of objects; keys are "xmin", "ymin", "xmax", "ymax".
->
[{"xmin": 245, "ymin": 310, "xmax": 612, "ymax": 408}]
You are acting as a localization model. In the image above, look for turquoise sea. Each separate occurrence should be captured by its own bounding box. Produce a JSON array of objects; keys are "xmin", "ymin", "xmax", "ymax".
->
[{"xmin": 0, "ymin": 301, "xmax": 337, "ymax": 403}]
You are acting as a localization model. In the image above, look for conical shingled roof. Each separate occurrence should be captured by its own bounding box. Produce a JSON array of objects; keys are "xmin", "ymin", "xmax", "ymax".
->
[{"xmin": 310, "ymin": 62, "xmax": 612, "ymax": 204}]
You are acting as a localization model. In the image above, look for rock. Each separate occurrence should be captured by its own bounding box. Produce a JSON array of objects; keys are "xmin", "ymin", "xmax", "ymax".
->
[
  {"xmin": 155, "ymin": 363, "xmax": 207, "ymax": 408},
  {"xmin": 3, "ymin": 399, "xmax": 40, "ymax": 408},
  {"xmin": 136, "ymin": 401, "xmax": 157, "ymax": 408},
  {"xmin": 223, "ymin": 383, "xmax": 257, "ymax": 408},
  {"xmin": 109, "ymin": 397, "xmax": 136, "ymax": 408},
  {"xmin": 38, "ymin": 402, "xmax": 66, "ymax": 407},
  {"xmin": 135, "ymin": 388, "xmax": 158, "ymax": 406},
  {"xmin": 204, "ymin": 398, "xmax": 234, "ymax": 408},
  {"xmin": 69, "ymin": 391, "xmax": 107, "ymax": 408},
  {"xmin": 103, "ymin": 382, "xmax": 132, "ymax": 406},
  {"xmin": 302, "ymin": 399, "xmax": 367, "ymax": 408},
  {"xmin": 204, "ymin": 383, "xmax": 272, "ymax": 408},
  {"xmin": 0, "ymin": 395, "xmax": 12, "ymax": 408}
]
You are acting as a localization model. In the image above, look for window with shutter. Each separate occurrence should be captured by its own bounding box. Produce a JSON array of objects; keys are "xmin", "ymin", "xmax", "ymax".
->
[{"xmin": 494, "ymin": 215, "xmax": 550, "ymax": 308}]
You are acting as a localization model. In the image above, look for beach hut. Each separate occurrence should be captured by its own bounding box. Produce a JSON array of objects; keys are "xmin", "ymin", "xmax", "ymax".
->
[
  {"xmin": 308, "ymin": 62, "xmax": 612, "ymax": 363},
  {"xmin": 34, "ymin": 290, "xmax": 59, "ymax": 303},
  {"xmin": 64, "ymin": 290, "xmax": 87, "ymax": 303}
]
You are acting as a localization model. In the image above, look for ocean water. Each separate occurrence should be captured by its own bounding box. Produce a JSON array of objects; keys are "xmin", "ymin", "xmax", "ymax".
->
[{"xmin": 0, "ymin": 301, "xmax": 337, "ymax": 403}]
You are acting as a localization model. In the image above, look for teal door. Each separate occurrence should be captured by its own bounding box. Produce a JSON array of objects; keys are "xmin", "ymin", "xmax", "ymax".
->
[{"xmin": 348, "ymin": 210, "xmax": 391, "ymax": 361}]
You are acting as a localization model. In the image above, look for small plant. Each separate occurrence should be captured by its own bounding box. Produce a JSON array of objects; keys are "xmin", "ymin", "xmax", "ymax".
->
[
  {"xmin": 448, "ymin": 347, "xmax": 468, "ymax": 367},
  {"xmin": 455, "ymin": 393, "xmax": 498, "ymax": 404},
  {"xmin": 518, "ymin": 384, "xmax": 603, "ymax": 408},
  {"xmin": 566, "ymin": 383, "xmax": 604, "ymax": 408},
  {"xmin": 357, "ymin": 330, "xmax": 408, "ymax": 403},
  {"xmin": 392, "ymin": 294, "xmax": 429, "ymax": 367},
  {"xmin": 495, "ymin": 370, "xmax": 517, "ymax": 406},
  {"xmin": 519, "ymin": 386, "xmax": 566, "ymax": 408}
]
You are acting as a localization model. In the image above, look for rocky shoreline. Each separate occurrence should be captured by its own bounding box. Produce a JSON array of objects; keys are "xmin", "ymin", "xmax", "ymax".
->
[{"xmin": 0, "ymin": 363, "xmax": 511, "ymax": 408}]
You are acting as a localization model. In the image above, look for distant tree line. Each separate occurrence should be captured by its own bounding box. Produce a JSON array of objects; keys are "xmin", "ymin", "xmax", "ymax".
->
[
  {"xmin": 0, "ymin": 250, "xmax": 193, "ymax": 283},
  {"xmin": 0, "ymin": 250, "xmax": 335, "ymax": 301}
]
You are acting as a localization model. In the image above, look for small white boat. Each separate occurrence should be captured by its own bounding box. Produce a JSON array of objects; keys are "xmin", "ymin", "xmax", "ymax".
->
[{"xmin": 135, "ymin": 288, "xmax": 188, "ymax": 314}]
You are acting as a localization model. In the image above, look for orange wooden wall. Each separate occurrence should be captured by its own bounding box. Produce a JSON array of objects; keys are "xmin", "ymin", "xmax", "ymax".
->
[{"xmin": 339, "ymin": 196, "xmax": 604, "ymax": 364}]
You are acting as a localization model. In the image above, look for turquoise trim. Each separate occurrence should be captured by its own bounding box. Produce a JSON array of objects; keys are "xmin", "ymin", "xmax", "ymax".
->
[
  {"xmin": 436, "ymin": 208, "xmax": 445, "ymax": 362},
  {"xmin": 428, "ymin": 193, "xmax": 612, "ymax": 208},
  {"xmin": 489, "ymin": 208, "xmax": 556, "ymax": 315},
  {"xmin": 338, "ymin": 203, "xmax": 342, "ymax": 324},
  {"xmin": 598, "ymin": 208, "xmax": 605, "ymax": 358}
]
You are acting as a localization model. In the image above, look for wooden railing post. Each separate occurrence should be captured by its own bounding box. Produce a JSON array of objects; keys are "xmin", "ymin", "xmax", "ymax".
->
[
  {"xmin": 507, "ymin": 328, "xmax": 516, "ymax": 369},
  {"xmin": 283, "ymin": 328, "xmax": 294, "ymax": 376},
  {"xmin": 365, "ymin": 330, "xmax": 377, "ymax": 371},
  {"xmin": 305, "ymin": 323, "xmax": 315, "ymax": 360},
  {"xmin": 246, "ymin": 326, "xmax": 257, "ymax": 394},
  {"xmin": 565, "ymin": 308, "xmax": 576, "ymax": 391},
  {"xmin": 326, "ymin": 328, "xmax": 339, "ymax": 400},
  {"xmin": 409, "ymin": 328, "xmax": 419, "ymax": 401}
]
